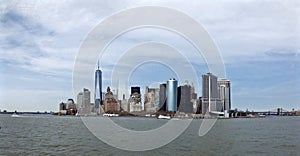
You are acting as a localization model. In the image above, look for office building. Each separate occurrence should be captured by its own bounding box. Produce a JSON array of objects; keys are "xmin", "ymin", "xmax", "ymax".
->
[
  {"xmin": 159, "ymin": 83, "xmax": 167, "ymax": 111},
  {"xmin": 129, "ymin": 86, "xmax": 142, "ymax": 112},
  {"xmin": 201, "ymin": 73, "xmax": 222, "ymax": 114},
  {"xmin": 103, "ymin": 86, "xmax": 120, "ymax": 113},
  {"xmin": 94, "ymin": 61, "xmax": 102, "ymax": 112},
  {"xmin": 58, "ymin": 98, "xmax": 77, "ymax": 115},
  {"xmin": 177, "ymin": 84, "xmax": 193, "ymax": 113},
  {"xmin": 77, "ymin": 88, "xmax": 91, "ymax": 115},
  {"xmin": 144, "ymin": 86, "xmax": 159, "ymax": 112},
  {"xmin": 218, "ymin": 79, "xmax": 231, "ymax": 111},
  {"xmin": 121, "ymin": 94, "xmax": 129, "ymax": 112},
  {"xmin": 167, "ymin": 78, "xmax": 178, "ymax": 112}
]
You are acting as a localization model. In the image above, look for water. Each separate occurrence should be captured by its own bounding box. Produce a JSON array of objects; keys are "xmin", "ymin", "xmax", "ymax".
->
[{"xmin": 0, "ymin": 114, "xmax": 299, "ymax": 155}]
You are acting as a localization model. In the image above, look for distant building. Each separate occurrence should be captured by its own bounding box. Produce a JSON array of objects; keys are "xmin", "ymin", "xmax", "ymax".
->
[
  {"xmin": 83, "ymin": 88, "xmax": 91, "ymax": 115},
  {"xmin": 177, "ymin": 84, "xmax": 193, "ymax": 113},
  {"xmin": 191, "ymin": 99, "xmax": 198, "ymax": 114},
  {"xmin": 144, "ymin": 86, "xmax": 159, "ymax": 112},
  {"xmin": 104, "ymin": 87, "xmax": 120, "ymax": 113},
  {"xmin": 77, "ymin": 88, "xmax": 91, "ymax": 115},
  {"xmin": 167, "ymin": 78, "xmax": 178, "ymax": 112},
  {"xmin": 188, "ymin": 82, "xmax": 197, "ymax": 100},
  {"xmin": 59, "ymin": 98, "xmax": 77, "ymax": 115},
  {"xmin": 201, "ymin": 73, "xmax": 222, "ymax": 114},
  {"xmin": 196, "ymin": 97, "xmax": 202, "ymax": 114},
  {"xmin": 66, "ymin": 99, "xmax": 76, "ymax": 110},
  {"xmin": 94, "ymin": 61, "xmax": 102, "ymax": 113},
  {"xmin": 120, "ymin": 94, "xmax": 129, "ymax": 112},
  {"xmin": 218, "ymin": 79, "xmax": 231, "ymax": 111},
  {"xmin": 131, "ymin": 86, "xmax": 141, "ymax": 95},
  {"xmin": 59, "ymin": 102, "xmax": 66, "ymax": 111},
  {"xmin": 159, "ymin": 83, "xmax": 167, "ymax": 111},
  {"xmin": 77, "ymin": 92, "xmax": 83, "ymax": 113},
  {"xmin": 90, "ymin": 103, "xmax": 95, "ymax": 113},
  {"xmin": 129, "ymin": 87, "xmax": 142, "ymax": 112}
]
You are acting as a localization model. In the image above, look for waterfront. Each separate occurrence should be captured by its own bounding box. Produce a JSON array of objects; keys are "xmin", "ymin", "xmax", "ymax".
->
[{"xmin": 0, "ymin": 114, "xmax": 299, "ymax": 155}]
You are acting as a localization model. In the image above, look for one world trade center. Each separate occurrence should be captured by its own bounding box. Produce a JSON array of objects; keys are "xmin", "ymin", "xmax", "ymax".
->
[{"xmin": 94, "ymin": 61, "xmax": 102, "ymax": 113}]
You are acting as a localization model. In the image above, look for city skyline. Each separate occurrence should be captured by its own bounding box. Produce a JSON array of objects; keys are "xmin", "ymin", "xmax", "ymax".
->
[
  {"xmin": 74, "ymin": 71, "xmax": 230, "ymax": 116},
  {"xmin": 1, "ymin": 1, "xmax": 299, "ymax": 112}
]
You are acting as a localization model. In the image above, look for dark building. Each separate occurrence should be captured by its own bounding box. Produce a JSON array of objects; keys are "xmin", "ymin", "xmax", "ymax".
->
[
  {"xmin": 196, "ymin": 97, "xmax": 202, "ymax": 114},
  {"xmin": 177, "ymin": 85, "xmax": 193, "ymax": 113},
  {"xmin": 131, "ymin": 86, "xmax": 141, "ymax": 95},
  {"xmin": 159, "ymin": 83, "xmax": 167, "ymax": 111}
]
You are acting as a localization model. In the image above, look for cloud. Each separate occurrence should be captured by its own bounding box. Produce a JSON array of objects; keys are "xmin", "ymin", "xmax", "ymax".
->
[{"xmin": 1, "ymin": 0, "xmax": 299, "ymax": 111}]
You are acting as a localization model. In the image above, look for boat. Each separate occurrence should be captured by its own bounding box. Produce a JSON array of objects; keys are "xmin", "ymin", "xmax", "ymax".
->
[
  {"xmin": 157, "ymin": 115, "xmax": 171, "ymax": 120},
  {"xmin": 11, "ymin": 113, "xmax": 21, "ymax": 118},
  {"xmin": 103, "ymin": 113, "xmax": 119, "ymax": 117}
]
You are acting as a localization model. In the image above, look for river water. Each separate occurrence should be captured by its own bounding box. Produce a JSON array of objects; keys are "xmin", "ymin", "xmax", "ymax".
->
[{"xmin": 0, "ymin": 114, "xmax": 299, "ymax": 155}]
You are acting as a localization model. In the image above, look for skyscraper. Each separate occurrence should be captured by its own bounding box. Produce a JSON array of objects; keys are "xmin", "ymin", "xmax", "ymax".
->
[
  {"xmin": 177, "ymin": 85, "xmax": 193, "ymax": 113},
  {"xmin": 94, "ymin": 61, "xmax": 102, "ymax": 111},
  {"xmin": 159, "ymin": 83, "xmax": 167, "ymax": 111},
  {"xmin": 201, "ymin": 73, "xmax": 222, "ymax": 114},
  {"xmin": 77, "ymin": 92, "xmax": 83, "ymax": 114},
  {"xmin": 218, "ymin": 79, "xmax": 231, "ymax": 111},
  {"xmin": 129, "ymin": 86, "xmax": 142, "ymax": 112},
  {"xmin": 144, "ymin": 86, "xmax": 159, "ymax": 112},
  {"xmin": 167, "ymin": 78, "xmax": 178, "ymax": 112},
  {"xmin": 77, "ymin": 88, "xmax": 91, "ymax": 115}
]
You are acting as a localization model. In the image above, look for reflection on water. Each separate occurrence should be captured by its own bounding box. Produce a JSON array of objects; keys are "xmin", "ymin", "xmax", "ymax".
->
[{"xmin": 0, "ymin": 115, "xmax": 299, "ymax": 155}]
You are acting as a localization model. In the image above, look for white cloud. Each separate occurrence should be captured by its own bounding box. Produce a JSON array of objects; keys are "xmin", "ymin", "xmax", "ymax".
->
[{"xmin": 1, "ymin": 0, "xmax": 299, "ymax": 111}]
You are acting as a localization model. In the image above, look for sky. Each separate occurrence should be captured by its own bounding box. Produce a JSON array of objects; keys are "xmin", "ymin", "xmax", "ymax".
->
[{"xmin": 0, "ymin": 0, "xmax": 299, "ymax": 112}]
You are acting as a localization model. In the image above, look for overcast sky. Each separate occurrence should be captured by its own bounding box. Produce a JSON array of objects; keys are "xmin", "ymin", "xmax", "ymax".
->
[{"xmin": 0, "ymin": 0, "xmax": 299, "ymax": 112}]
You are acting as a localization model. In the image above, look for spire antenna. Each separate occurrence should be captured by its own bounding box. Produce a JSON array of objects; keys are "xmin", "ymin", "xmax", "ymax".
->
[{"xmin": 97, "ymin": 60, "xmax": 99, "ymax": 70}]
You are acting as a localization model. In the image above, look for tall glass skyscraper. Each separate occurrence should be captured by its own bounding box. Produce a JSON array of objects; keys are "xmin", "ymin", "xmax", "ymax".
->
[
  {"xmin": 166, "ymin": 78, "xmax": 178, "ymax": 112},
  {"xmin": 94, "ymin": 61, "xmax": 102, "ymax": 110}
]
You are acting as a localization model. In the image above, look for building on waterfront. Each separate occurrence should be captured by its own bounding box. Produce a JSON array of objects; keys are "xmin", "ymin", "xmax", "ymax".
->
[
  {"xmin": 196, "ymin": 97, "xmax": 202, "ymax": 114},
  {"xmin": 201, "ymin": 73, "xmax": 222, "ymax": 114},
  {"xmin": 190, "ymin": 82, "xmax": 197, "ymax": 100},
  {"xmin": 167, "ymin": 78, "xmax": 178, "ymax": 112},
  {"xmin": 177, "ymin": 81, "xmax": 198, "ymax": 114},
  {"xmin": 129, "ymin": 87, "xmax": 143, "ymax": 112},
  {"xmin": 159, "ymin": 83, "xmax": 167, "ymax": 111},
  {"xmin": 120, "ymin": 94, "xmax": 129, "ymax": 112},
  {"xmin": 77, "ymin": 88, "xmax": 91, "ymax": 115},
  {"xmin": 58, "ymin": 98, "xmax": 77, "ymax": 115},
  {"xmin": 217, "ymin": 79, "xmax": 231, "ymax": 111},
  {"xmin": 103, "ymin": 87, "xmax": 120, "ymax": 113},
  {"xmin": 177, "ymin": 84, "xmax": 193, "ymax": 113},
  {"xmin": 94, "ymin": 61, "xmax": 102, "ymax": 114},
  {"xmin": 144, "ymin": 86, "xmax": 159, "ymax": 112}
]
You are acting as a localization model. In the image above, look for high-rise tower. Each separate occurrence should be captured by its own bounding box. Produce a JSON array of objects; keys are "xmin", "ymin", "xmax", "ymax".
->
[
  {"xmin": 166, "ymin": 78, "xmax": 178, "ymax": 112},
  {"xmin": 94, "ymin": 61, "xmax": 102, "ymax": 111},
  {"xmin": 202, "ymin": 73, "xmax": 221, "ymax": 114},
  {"xmin": 217, "ymin": 79, "xmax": 231, "ymax": 111},
  {"xmin": 77, "ymin": 88, "xmax": 91, "ymax": 115},
  {"xmin": 159, "ymin": 83, "xmax": 167, "ymax": 111}
]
